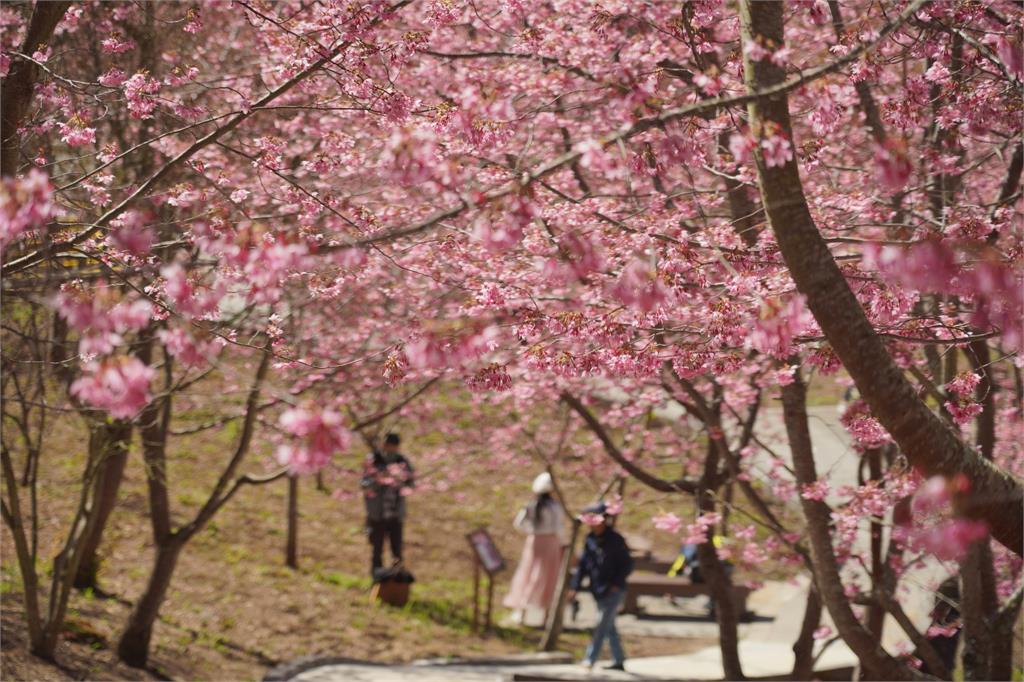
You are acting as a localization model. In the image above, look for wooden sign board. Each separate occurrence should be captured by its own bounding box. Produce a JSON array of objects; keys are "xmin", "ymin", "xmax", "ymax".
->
[{"xmin": 466, "ymin": 528, "xmax": 506, "ymax": 575}]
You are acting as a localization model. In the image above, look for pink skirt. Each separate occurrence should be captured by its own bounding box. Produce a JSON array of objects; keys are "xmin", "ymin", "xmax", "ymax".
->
[{"xmin": 502, "ymin": 533, "xmax": 563, "ymax": 611}]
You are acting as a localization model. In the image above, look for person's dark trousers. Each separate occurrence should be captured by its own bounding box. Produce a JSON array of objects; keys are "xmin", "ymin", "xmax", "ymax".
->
[{"xmin": 369, "ymin": 518, "xmax": 404, "ymax": 571}]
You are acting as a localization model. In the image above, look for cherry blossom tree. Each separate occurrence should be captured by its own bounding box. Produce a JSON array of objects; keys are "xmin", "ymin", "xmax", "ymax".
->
[{"xmin": 3, "ymin": 0, "xmax": 1022, "ymax": 677}]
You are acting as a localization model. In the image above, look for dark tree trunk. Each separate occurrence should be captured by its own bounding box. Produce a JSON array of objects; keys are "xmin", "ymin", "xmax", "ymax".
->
[
  {"xmin": 779, "ymin": 366, "xmax": 920, "ymax": 681},
  {"xmin": 1, "ymin": 2, "xmax": 70, "ymax": 177},
  {"xmin": 286, "ymin": 475, "xmax": 298, "ymax": 569},
  {"xmin": 74, "ymin": 419, "xmax": 132, "ymax": 589},
  {"xmin": 116, "ymin": 540, "xmax": 183, "ymax": 668},
  {"xmin": 738, "ymin": 0, "xmax": 1023, "ymax": 556},
  {"xmin": 791, "ymin": 584, "xmax": 822, "ymax": 680},
  {"xmin": 698, "ymin": 438, "xmax": 744, "ymax": 681}
]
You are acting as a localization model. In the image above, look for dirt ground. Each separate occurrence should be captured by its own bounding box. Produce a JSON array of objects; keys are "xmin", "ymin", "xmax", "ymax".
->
[{"xmin": 1, "ymin": 395, "xmax": 734, "ymax": 681}]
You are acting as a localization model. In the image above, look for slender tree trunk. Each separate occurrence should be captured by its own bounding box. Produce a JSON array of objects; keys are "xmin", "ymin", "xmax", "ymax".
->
[
  {"xmin": 286, "ymin": 475, "xmax": 298, "ymax": 569},
  {"xmin": 779, "ymin": 366, "xmax": 920, "ymax": 681},
  {"xmin": 791, "ymin": 583, "xmax": 822, "ymax": 680},
  {"xmin": 74, "ymin": 419, "xmax": 132, "ymax": 589},
  {"xmin": 540, "ymin": 520, "xmax": 580, "ymax": 651},
  {"xmin": 737, "ymin": 0, "xmax": 1023, "ymax": 556},
  {"xmin": 959, "ymin": 339, "xmax": 1001, "ymax": 680},
  {"xmin": 698, "ymin": 439, "xmax": 744, "ymax": 681},
  {"xmin": 865, "ymin": 448, "xmax": 885, "ymax": 645},
  {"xmin": 0, "ymin": 2, "xmax": 70, "ymax": 176},
  {"xmin": 116, "ymin": 540, "xmax": 183, "ymax": 668}
]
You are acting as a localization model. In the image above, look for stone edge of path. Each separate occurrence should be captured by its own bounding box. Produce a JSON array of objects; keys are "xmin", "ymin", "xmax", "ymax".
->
[
  {"xmin": 264, "ymin": 652, "xmax": 575, "ymax": 681},
  {"xmin": 413, "ymin": 652, "xmax": 575, "ymax": 666},
  {"xmin": 264, "ymin": 656, "xmax": 386, "ymax": 681}
]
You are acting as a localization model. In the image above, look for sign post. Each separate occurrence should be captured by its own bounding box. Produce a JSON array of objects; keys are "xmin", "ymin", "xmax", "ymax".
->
[{"xmin": 466, "ymin": 528, "xmax": 505, "ymax": 633}]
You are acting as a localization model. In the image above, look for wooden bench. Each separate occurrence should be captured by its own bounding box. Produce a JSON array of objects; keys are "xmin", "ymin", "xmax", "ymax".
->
[
  {"xmin": 631, "ymin": 552, "xmax": 677, "ymax": 574},
  {"xmin": 622, "ymin": 574, "xmax": 752, "ymax": 619}
]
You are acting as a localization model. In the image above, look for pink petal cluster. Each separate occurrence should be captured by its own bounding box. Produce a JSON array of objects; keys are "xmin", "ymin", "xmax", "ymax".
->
[
  {"xmin": 761, "ymin": 132, "xmax": 794, "ymax": 168},
  {"xmin": 466, "ymin": 363, "xmax": 512, "ymax": 392},
  {"xmin": 0, "ymin": 169, "xmax": 56, "ymax": 251},
  {"xmin": 59, "ymin": 120, "xmax": 96, "ymax": 147},
  {"xmin": 839, "ymin": 399, "xmax": 893, "ymax": 450},
  {"xmin": 276, "ymin": 405, "xmax": 352, "ymax": 474},
  {"xmin": 746, "ymin": 295, "xmax": 813, "ymax": 358},
  {"xmin": 946, "ymin": 372, "xmax": 981, "ymax": 397},
  {"xmin": 872, "ymin": 140, "xmax": 913, "ymax": 192},
  {"xmin": 100, "ymin": 35, "xmax": 136, "ymax": 53},
  {"xmin": 123, "ymin": 72, "xmax": 161, "ymax": 119},
  {"xmin": 652, "ymin": 512, "xmax": 683, "ymax": 533},
  {"xmin": 611, "ymin": 258, "xmax": 670, "ymax": 313},
  {"xmin": 800, "ymin": 479, "xmax": 831, "ymax": 501},
  {"xmin": 71, "ymin": 356, "xmax": 155, "ymax": 419},
  {"xmin": 157, "ymin": 327, "xmax": 224, "ymax": 368}
]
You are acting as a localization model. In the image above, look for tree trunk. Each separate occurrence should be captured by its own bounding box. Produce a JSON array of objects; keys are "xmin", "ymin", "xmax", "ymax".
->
[
  {"xmin": 698, "ymin": 438, "xmax": 744, "ymax": 681},
  {"xmin": 779, "ymin": 366, "xmax": 920, "ymax": 681},
  {"xmin": 286, "ymin": 475, "xmax": 298, "ymax": 569},
  {"xmin": 116, "ymin": 540, "xmax": 183, "ymax": 668},
  {"xmin": 74, "ymin": 419, "xmax": 132, "ymax": 589},
  {"xmin": 791, "ymin": 583, "xmax": 822, "ymax": 680},
  {"xmin": 0, "ymin": 2, "xmax": 70, "ymax": 176},
  {"xmin": 540, "ymin": 520, "xmax": 581, "ymax": 651},
  {"xmin": 737, "ymin": 0, "xmax": 1023, "ymax": 556}
]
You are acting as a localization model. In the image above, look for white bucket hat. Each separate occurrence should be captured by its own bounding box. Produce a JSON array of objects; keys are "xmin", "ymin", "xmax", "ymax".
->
[{"xmin": 532, "ymin": 472, "xmax": 554, "ymax": 494}]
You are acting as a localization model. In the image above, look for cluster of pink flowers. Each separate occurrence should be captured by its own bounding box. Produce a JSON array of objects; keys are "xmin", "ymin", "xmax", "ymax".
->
[
  {"xmin": 652, "ymin": 511, "xmax": 683, "ymax": 534},
  {"xmin": 760, "ymin": 131, "xmax": 794, "ymax": 168},
  {"xmin": 610, "ymin": 258, "xmax": 671, "ymax": 313},
  {"xmin": 466, "ymin": 363, "xmax": 512, "ymax": 392},
  {"xmin": 872, "ymin": 139, "xmax": 913, "ymax": 192},
  {"xmin": 59, "ymin": 117, "xmax": 96, "ymax": 147},
  {"xmin": 100, "ymin": 35, "xmax": 136, "ymax": 53},
  {"xmin": 276, "ymin": 404, "xmax": 352, "ymax": 474},
  {"xmin": 108, "ymin": 210, "xmax": 155, "ymax": 255},
  {"xmin": 405, "ymin": 325, "xmax": 498, "ymax": 371},
  {"xmin": 746, "ymin": 295, "xmax": 813, "ymax": 358},
  {"xmin": 839, "ymin": 399, "xmax": 893, "ymax": 450},
  {"xmin": 123, "ymin": 72, "xmax": 161, "ymax": 119},
  {"xmin": 382, "ymin": 126, "xmax": 445, "ymax": 186},
  {"xmin": 800, "ymin": 479, "xmax": 831, "ymax": 502},
  {"xmin": 53, "ymin": 288, "xmax": 153, "ymax": 356},
  {"xmin": 1, "ymin": 169, "xmax": 56, "ymax": 251},
  {"xmin": 472, "ymin": 194, "xmax": 537, "ymax": 253},
  {"xmin": 70, "ymin": 357, "xmax": 155, "ymax": 419},
  {"xmin": 157, "ymin": 327, "xmax": 224, "ymax": 368},
  {"xmin": 891, "ymin": 474, "xmax": 988, "ymax": 562}
]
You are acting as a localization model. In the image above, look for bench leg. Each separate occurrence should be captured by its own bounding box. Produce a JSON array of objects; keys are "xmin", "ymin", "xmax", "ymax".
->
[{"xmin": 622, "ymin": 592, "xmax": 638, "ymax": 615}]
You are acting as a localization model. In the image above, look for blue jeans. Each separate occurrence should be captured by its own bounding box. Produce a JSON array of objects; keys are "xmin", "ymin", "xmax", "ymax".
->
[{"xmin": 585, "ymin": 589, "xmax": 625, "ymax": 665}]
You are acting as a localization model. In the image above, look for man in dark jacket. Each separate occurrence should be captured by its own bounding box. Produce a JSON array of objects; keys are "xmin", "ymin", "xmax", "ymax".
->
[
  {"xmin": 566, "ymin": 501, "xmax": 633, "ymax": 671},
  {"xmin": 361, "ymin": 433, "xmax": 414, "ymax": 574}
]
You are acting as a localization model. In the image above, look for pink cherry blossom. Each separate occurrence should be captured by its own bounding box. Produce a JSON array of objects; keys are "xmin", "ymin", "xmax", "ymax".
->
[
  {"xmin": 746, "ymin": 295, "xmax": 813, "ymax": 358},
  {"xmin": 652, "ymin": 512, "xmax": 683, "ymax": 534},
  {"xmin": 611, "ymin": 258, "xmax": 670, "ymax": 313},
  {"xmin": 276, "ymin": 404, "xmax": 352, "ymax": 474},
  {"xmin": 0, "ymin": 170, "xmax": 56, "ymax": 251},
  {"xmin": 71, "ymin": 356, "xmax": 155, "ymax": 419},
  {"xmin": 873, "ymin": 140, "xmax": 913, "ymax": 192}
]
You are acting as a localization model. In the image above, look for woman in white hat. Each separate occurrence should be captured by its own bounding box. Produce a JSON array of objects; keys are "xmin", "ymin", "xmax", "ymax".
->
[{"xmin": 502, "ymin": 472, "xmax": 569, "ymax": 625}]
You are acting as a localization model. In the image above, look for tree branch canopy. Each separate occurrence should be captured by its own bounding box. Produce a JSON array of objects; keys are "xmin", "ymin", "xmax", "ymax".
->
[{"xmin": 739, "ymin": 0, "xmax": 1023, "ymax": 556}]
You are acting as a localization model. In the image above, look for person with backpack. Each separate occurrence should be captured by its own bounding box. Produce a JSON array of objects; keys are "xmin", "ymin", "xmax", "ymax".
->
[
  {"xmin": 503, "ymin": 472, "xmax": 569, "ymax": 625},
  {"xmin": 566, "ymin": 501, "xmax": 634, "ymax": 671},
  {"xmin": 361, "ymin": 432, "xmax": 414, "ymax": 575}
]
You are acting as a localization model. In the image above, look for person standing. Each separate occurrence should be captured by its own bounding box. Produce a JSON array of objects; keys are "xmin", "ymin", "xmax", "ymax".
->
[
  {"xmin": 566, "ymin": 501, "xmax": 633, "ymax": 672},
  {"xmin": 361, "ymin": 432, "xmax": 414, "ymax": 575},
  {"xmin": 503, "ymin": 472, "xmax": 569, "ymax": 625}
]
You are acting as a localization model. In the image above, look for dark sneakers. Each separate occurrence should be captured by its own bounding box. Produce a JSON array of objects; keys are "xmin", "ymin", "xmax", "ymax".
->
[{"xmin": 603, "ymin": 662, "xmax": 626, "ymax": 671}]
